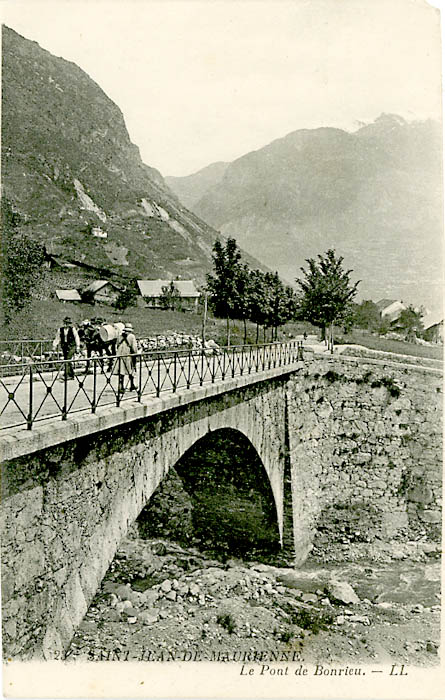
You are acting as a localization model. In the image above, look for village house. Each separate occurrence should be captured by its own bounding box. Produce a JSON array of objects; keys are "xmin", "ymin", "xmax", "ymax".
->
[
  {"xmin": 376, "ymin": 299, "xmax": 408, "ymax": 325},
  {"xmin": 137, "ymin": 279, "xmax": 201, "ymax": 311},
  {"xmin": 422, "ymin": 312, "xmax": 444, "ymax": 344},
  {"xmin": 81, "ymin": 280, "xmax": 121, "ymax": 305},
  {"xmin": 55, "ymin": 289, "xmax": 81, "ymax": 303}
]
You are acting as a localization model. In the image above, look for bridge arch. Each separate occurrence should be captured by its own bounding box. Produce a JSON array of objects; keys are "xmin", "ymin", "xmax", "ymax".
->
[{"xmin": 136, "ymin": 427, "xmax": 282, "ymax": 555}]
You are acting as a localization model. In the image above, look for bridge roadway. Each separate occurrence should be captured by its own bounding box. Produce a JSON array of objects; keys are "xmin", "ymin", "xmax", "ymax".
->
[{"xmin": 0, "ymin": 342, "xmax": 303, "ymax": 435}]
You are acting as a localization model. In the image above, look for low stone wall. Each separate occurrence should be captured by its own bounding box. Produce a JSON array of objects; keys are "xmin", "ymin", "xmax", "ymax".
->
[{"xmin": 287, "ymin": 354, "xmax": 442, "ymax": 562}]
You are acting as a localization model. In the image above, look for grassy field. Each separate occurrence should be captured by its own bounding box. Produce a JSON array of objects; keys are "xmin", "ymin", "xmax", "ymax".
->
[
  {"xmin": 0, "ymin": 298, "xmax": 314, "ymax": 347},
  {"xmin": 336, "ymin": 329, "xmax": 443, "ymax": 362},
  {"xmin": 0, "ymin": 300, "xmax": 442, "ymax": 362}
]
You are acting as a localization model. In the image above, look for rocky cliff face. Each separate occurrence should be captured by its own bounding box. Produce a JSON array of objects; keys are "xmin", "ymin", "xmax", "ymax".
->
[
  {"xmin": 1, "ymin": 26, "xmax": 222, "ymax": 284},
  {"xmin": 169, "ymin": 116, "xmax": 443, "ymax": 308}
]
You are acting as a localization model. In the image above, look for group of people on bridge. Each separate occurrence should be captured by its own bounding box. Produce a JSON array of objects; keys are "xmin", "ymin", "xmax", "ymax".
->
[{"xmin": 53, "ymin": 316, "xmax": 138, "ymax": 391}]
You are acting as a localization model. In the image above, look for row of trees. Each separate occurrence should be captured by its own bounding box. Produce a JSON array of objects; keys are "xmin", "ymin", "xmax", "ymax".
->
[
  {"xmin": 206, "ymin": 238, "xmax": 359, "ymax": 347},
  {"xmin": 206, "ymin": 239, "xmax": 299, "ymax": 344},
  {"xmin": 207, "ymin": 238, "xmax": 427, "ymax": 347}
]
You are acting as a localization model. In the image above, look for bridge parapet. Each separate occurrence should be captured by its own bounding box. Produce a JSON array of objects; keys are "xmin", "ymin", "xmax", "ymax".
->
[{"xmin": 0, "ymin": 340, "xmax": 303, "ymax": 432}]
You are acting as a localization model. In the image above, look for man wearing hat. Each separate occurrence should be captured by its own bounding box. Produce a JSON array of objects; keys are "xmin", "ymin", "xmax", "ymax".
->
[
  {"xmin": 114, "ymin": 322, "xmax": 138, "ymax": 392},
  {"xmin": 53, "ymin": 317, "xmax": 81, "ymax": 379}
]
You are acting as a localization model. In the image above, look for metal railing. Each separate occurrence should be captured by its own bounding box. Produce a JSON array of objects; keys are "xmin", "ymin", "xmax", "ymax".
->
[
  {"xmin": 0, "ymin": 332, "xmax": 213, "ymax": 368},
  {"xmin": 0, "ymin": 339, "xmax": 57, "ymax": 365},
  {"xmin": 0, "ymin": 340, "xmax": 304, "ymax": 431},
  {"xmin": 0, "ymin": 334, "xmax": 214, "ymax": 372}
]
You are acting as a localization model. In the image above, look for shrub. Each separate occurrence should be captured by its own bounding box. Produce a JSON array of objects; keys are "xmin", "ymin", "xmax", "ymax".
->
[{"xmin": 216, "ymin": 613, "xmax": 236, "ymax": 634}]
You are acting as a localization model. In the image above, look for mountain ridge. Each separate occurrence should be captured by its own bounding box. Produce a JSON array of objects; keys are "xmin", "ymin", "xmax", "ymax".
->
[
  {"xmin": 168, "ymin": 115, "xmax": 443, "ymax": 309},
  {"xmin": 1, "ymin": 26, "xmax": 264, "ymax": 290}
]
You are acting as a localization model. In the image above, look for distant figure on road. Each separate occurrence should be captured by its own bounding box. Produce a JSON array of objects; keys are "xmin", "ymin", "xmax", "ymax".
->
[
  {"xmin": 53, "ymin": 316, "xmax": 81, "ymax": 380},
  {"xmin": 114, "ymin": 322, "xmax": 138, "ymax": 392}
]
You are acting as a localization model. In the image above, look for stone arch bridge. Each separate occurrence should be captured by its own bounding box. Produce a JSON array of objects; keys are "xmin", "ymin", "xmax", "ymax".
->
[{"xmin": 1, "ymin": 352, "xmax": 442, "ymax": 659}]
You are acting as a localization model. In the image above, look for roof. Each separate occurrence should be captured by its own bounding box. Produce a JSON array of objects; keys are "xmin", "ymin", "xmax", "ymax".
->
[
  {"xmin": 380, "ymin": 300, "xmax": 407, "ymax": 322},
  {"xmin": 422, "ymin": 312, "xmax": 443, "ymax": 330},
  {"xmin": 137, "ymin": 280, "xmax": 200, "ymax": 298},
  {"xmin": 55, "ymin": 289, "xmax": 81, "ymax": 302},
  {"xmin": 376, "ymin": 298, "xmax": 398, "ymax": 311},
  {"xmin": 83, "ymin": 280, "xmax": 120, "ymax": 294},
  {"xmin": 174, "ymin": 281, "xmax": 200, "ymax": 298}
]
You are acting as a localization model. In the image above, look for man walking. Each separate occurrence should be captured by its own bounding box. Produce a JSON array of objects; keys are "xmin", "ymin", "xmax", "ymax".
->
[
  {"xmin": 114, "ymin": 322, "xmax": 138, "ymax": 392},
  {"xmin": 53, "ymin": 316, "xmax": 81, "ymax": 380}
]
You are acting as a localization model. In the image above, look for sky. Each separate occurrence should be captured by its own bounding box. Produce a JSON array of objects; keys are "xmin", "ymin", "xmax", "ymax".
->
[{"xmin": 2, "ymin": 0, "xmax": 443, "ymax": 176}]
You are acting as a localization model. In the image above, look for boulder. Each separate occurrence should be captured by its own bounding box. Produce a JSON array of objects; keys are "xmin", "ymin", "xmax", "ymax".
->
[
  {"xmin": 277, "ymin": 571, "xmax": 325, "ymax": 593},
  {"xmin": 122, "ymin": 606, "xmax": 139, "ymax": 617},
  {"xmin": 141, "ymin": 589, "xmax": 159, "ymax": 606},
  {"xmin": 189, "ymin": 583, "xmax": 200, "ymax": 596},
  {"xmin": 139, "ymin": 610, "xmax": 159, "ymax": 625},
  {"xmin": 160, "ymin": 579, "xmax": 172, "ymax": 593},
  {"xmin": 326, "ymin": 580, "xmax": 360, "ymax": 605},
  {"xmin": 301, "ymin": 593, "xmax": 318, "ymax": 604}
]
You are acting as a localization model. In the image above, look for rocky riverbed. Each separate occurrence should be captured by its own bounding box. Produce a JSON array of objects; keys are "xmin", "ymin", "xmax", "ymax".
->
[{"xmin": 66, "ymin": 533, "xmax": 441, "ymax": 666}]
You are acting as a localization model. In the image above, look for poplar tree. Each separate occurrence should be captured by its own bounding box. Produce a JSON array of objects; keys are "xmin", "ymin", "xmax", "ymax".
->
[
  {"xmin": 207, "ymin": 238, "xmax": 242, "ymax": 344},
  {"xmin": 296, "ymin": 249, "xmax": 359, "ymax": 350}
]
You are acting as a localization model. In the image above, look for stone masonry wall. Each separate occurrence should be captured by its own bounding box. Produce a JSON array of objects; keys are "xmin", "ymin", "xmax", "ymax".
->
[
  {"xmin": 1, "ymin": 356, "xmax": 441, "ymax": 658},
  {"xmin": 287, "ymin": 354, "xmax": 442, "ymax": 564},
  {"xmin": 1, "ymin": 381, "xmax": 286, "ymax": 660}
]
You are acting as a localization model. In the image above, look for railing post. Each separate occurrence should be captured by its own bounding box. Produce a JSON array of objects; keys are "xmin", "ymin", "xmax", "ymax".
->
[
  {"xmin": 173, "ymin": 351, "xmax": 177, "ymax": 392},
  {"xmin": 92, "ymin": 358, "xmax": 97, "ymax": 413},
  {"xmin": 211, "ymin": 352, "xmax": 216, "ymax": 383},
  {"xmin": 27, "ymin": 364, "xmax": 33, "ymax": 430},
  {"xmin": 222, "ymin": 350, "xmax": 226, "ymax": 381},
  {"xmin": 156, "ymin": 354, "xmax": 161, "ymax": 397},
  {"xmin": 200, "ymin": 349, "xmax": 204, "ymax": 386},
  {"xmin": 117, "ymin": 357, "xmax": 122, "ymax": 407},
  {"xmin": 62, "ymin": 361, "xmax": 68, "ymax": 420},
  {"xmin": 137, "ymin": 354, "xmax": 142, "ymax": 401},
  {"xmin": 232, "ymin": 347, "xmax": 235, "ymax": 378},
  {"xmin": 187, "ymin": 351, "xmax": 191, "ymax": 389}
]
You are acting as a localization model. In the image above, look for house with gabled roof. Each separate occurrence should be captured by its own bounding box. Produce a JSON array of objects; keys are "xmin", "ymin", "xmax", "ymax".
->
[
  {"xmin": 137, "ymin": 279, "xmax": 200, "ymax": 311},
  {"xmin": 422, "ymin": 312, "xmax": 444, "ymax": 344},
  {"xmin": 81, "ymin": 280, "xmax": 121, "ymax": 305},
  {"xmin": 376, "ymin": 299, "xmax": 408, "ymax": 324}
]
